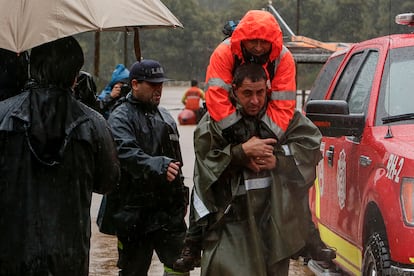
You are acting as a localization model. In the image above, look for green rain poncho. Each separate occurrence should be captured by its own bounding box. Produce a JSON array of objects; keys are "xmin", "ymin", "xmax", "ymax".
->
[{"xmin": 192, "ymin": 110, "xmax": 322, "ymax": 276}]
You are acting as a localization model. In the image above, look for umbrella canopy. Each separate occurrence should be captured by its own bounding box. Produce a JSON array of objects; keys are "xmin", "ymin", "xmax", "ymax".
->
[{"xmin": 0, "ymin": 0, "xmax": 183, "ymax": 53}]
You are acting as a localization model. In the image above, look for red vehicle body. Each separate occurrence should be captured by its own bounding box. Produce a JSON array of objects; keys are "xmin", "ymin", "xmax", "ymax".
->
[{"xmin": 305, "ymin": 14, "xmax": 414, "ymax": 275}]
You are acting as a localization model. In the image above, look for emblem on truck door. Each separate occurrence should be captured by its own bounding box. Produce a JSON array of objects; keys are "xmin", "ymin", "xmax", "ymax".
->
[{"xmin": 337, "ymin": 149, "xmax": 346, "ymax": 209}]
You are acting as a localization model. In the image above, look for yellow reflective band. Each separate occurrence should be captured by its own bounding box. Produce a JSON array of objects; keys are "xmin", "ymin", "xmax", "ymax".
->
[
  {"xmin": 318, "ymin": 223, "xmax": 362, "ymax": 275},
  {"xmin": 410, "ymin": 257, "xmax": 414, "ymax": 263},
  {"xmin": 315, "ymin": 177, "xmax": 321, "ymax": 219}
]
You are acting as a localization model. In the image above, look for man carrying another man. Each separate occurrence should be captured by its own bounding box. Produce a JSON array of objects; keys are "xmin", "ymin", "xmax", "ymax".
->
[
  {"xmin": 185, "ymin": 63, "xmax": 324, "ymax": 275},
  {"xmin": 174, "ymin": 9, "xmax": 335, "ymax": 273}
]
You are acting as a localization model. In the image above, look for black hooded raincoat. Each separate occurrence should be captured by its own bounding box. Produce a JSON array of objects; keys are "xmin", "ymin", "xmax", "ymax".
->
[{"xmin": 0, "ymin": 87, "xmax": 120, "ymax": 276}]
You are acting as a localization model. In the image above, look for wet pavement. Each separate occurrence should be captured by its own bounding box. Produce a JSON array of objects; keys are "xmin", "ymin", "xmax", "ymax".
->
[{"xmin": 89, "ymin": 86, "xmax": 315, "ymax": 275}]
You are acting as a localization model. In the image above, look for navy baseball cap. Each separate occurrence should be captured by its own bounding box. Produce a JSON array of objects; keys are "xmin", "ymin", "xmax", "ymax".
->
[{"xmin": 129, "ymin": 59, "xmax": 171, "ymax": 84}]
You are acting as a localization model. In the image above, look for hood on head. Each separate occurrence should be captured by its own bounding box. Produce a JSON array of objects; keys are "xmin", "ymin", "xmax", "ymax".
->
[
  {"xmin": 109, "ymin": 64, "xmax": 130, "ymax": 88},
  {"xmin": 231, "ymin": 10, "xmax": 283, "ymax": 62}
]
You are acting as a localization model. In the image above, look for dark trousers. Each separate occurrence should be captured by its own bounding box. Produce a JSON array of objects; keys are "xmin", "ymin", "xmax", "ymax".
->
[{"xmin": 117, "ymin": 227, "xmax": 186, "ymax": 276}]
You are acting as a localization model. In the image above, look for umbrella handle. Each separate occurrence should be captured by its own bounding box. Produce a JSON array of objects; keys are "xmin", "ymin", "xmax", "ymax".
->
[{"xmin": 134, "ymin": 28, "xmax": 141, "ymax": 61}]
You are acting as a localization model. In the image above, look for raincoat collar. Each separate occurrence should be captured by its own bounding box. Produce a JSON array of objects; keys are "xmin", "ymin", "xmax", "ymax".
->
[
  {"xmin": 231, "ymin": 10, "xmax": 283, "ymax": 62},
  {"xmin": 7, "ymin": 87, "xmax": 91, "ymax": 166},
  {"xmin": 10, "ymin": 88, "xmax": 90, "ymax": 130},
  {"xmin": 126, "ymin": 91, "xmax": 158, "ymax": 112}
]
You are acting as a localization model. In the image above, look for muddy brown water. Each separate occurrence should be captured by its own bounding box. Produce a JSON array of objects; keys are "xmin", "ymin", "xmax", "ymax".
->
[{"xmin": 89, "ymin": 86, "xmax": 314, "ymax": 276}]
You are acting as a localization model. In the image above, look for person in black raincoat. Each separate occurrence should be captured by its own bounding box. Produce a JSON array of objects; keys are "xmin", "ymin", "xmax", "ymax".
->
[
  {"xmin": 0, "ymin": 36, "xmax": 120, "ymax": 276},
  {"xmin": 107, "ymin": 59, "xmax": 189, "ymax": 276}
]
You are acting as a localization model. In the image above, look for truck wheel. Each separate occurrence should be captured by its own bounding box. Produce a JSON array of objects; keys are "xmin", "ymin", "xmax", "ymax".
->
[{"xmin": 362, "ymin": 232, "xmax": 391, "ymax": 275}]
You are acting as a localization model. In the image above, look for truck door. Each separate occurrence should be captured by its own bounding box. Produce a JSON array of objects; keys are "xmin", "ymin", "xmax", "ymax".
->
[{"xmin": 321, "ymin": 49, "xmax": 379, "ymax": 246}]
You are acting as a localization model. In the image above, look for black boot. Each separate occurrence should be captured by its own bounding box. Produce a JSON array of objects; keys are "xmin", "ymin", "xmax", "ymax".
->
[
  {"xmin": 308, "ymin": 244, "xmax": 337, "ymax": 262},
  {"xmin": 173, "ymin": 239, "xmax": 201, "ymax": 272},
  {"xmin": 306, "ymin": 227, "xmax": 336, "ymax": 262}
]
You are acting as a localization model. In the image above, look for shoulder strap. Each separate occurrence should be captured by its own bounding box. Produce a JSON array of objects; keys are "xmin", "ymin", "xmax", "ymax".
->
[
  {"xmin": 266, "ymin": 60, "xmax": 276, "ymax": 82},
  {"xmin": 232, "ymin": 55, "xmax": 243, "ymax": 77}
]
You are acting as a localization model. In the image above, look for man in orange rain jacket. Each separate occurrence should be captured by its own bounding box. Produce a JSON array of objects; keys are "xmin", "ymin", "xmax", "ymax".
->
[
  {"xmin": 204, "ymin": 9, "xmax": 296, "ymax": 140},
  {"xmin": 181, "ymin": 80, "xmax": 205, "ymax": 111}
]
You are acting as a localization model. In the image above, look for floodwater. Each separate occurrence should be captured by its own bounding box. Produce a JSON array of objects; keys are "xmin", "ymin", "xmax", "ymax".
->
[{"xmin": 89, "ymin": 86, "xmax": 315, "ymax": 276}]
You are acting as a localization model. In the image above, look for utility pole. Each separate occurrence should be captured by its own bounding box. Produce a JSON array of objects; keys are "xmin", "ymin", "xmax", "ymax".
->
[{"xmin": 296, "ymin": 0, "xmax": 300, "ymax": 35}]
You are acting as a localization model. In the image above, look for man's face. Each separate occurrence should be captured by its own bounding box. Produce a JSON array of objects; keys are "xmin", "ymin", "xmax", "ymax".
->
[
  {"xmin": 233, "ymin": 78, "xmax": 267, "ymax": 116},
  {"xmin": 131, "ymin": 79, "xmax": 163, "ymax": 106},
  {"xmin": 242, "ymin": 39, "xmax": 271, "ymax": 57}
]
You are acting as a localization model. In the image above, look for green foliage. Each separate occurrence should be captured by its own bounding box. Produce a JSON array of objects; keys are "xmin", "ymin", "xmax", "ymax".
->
[{"xmin": 75, "ymin": 0, "xmax": 414, "ymax": 91}]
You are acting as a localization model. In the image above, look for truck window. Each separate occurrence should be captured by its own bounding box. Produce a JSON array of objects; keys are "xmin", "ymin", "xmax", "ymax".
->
[
  {"xmin": 376, "ymin": 46, "xmax": 414, "ymax": 125},
  {"xmin": 331, "ymin": 52, "xmax": 364, "ymax": 101},
  {"xmin": 331, "ymin": 50, "xmax": 378, "ymax": 116},
  {"xmin": 347, "ymin": 51, "xmax": 378, "ymax": 114},
  {"xmin": 307, "ymin": 54, "xmax": 345, "ymax": 101}
]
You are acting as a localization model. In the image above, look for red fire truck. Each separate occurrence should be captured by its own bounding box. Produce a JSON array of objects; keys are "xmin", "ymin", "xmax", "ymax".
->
[{"xmin": 305, "ymin": 13, "xmax": 414, "ymax": 275}]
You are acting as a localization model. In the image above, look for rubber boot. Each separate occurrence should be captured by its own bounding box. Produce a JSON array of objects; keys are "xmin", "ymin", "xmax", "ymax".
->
[
  {"xmin": 172, "ymin": 239, "xmax": 201, "ymax": 272},
  {"xmin": 306, "ymin": 227, "xmax": 336, "ymax": 263}
]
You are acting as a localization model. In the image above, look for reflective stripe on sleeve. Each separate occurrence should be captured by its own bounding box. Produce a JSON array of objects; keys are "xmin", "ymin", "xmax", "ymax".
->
[
  {"xmin": 193, "ymin": 189, "xmax": 210, "ymax": 219},
  {"xmin": 269, "ymin": 90, "xmax": 297, "ymax": 101},
  {"xmin": 205, "ymin": 77, "xmax": 232, "ymax": 92}
]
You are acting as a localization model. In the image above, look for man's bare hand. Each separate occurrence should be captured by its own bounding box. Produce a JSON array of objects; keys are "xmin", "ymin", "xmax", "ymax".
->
[
  {"xmin": 241, "ymin": 136, "xmax": 277, "ymax": 172},
  {"xmin": 166, "ymin": 161, "xmax": 181, "ymax": 182},
  {"xmin": 254, "ymin": 154, "xmax": 277, "ymax": 171},
  {"xmin": 110, "ymin": 85, "xmax": 122, "ymax": 98},
  {"xmin": 242, "ymin": 136, "xmax": 276, "ymax": 159}
]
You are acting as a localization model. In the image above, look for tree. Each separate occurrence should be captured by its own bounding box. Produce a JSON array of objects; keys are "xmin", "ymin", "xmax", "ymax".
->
[{"xmin": 74, "ymin": 0, "xmax": 414, "ymax": 91}]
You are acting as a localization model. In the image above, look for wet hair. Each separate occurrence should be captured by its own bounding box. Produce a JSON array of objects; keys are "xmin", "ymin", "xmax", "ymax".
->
[
  {"xmin": 30, "ymin": 36, "xmax": 84, "ymax": 88},
  {"xmin": 0, "ymin": 49, "xmax": 29, "ymax": 100},
  {"xmin": 230, "ymin": 63, "xmax": 268, "ymax": 107},
  {"xmin": 232, "ymin": 63, "xmax": 267, "ymax": 89},
  {"xmin": 191, "ymin": 79, "xmax": 198, "ymax": 87}
]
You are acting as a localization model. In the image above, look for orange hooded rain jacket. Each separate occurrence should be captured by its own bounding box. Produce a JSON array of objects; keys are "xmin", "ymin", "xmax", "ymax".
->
[{"xmin": 205, "ymin": 10, "xmax": 296, "ymax": 139}]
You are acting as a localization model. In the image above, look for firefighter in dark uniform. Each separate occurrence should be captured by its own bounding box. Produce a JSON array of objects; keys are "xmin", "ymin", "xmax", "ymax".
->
[{"xmin": 108, "ymin": 59, "xmax": 189, "ymax": 276}]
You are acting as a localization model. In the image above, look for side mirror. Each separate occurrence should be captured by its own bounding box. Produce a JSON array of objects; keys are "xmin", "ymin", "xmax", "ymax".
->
[{"xmin": 305, "ymin": 100, "xmax": 365, "ymax": 137}]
